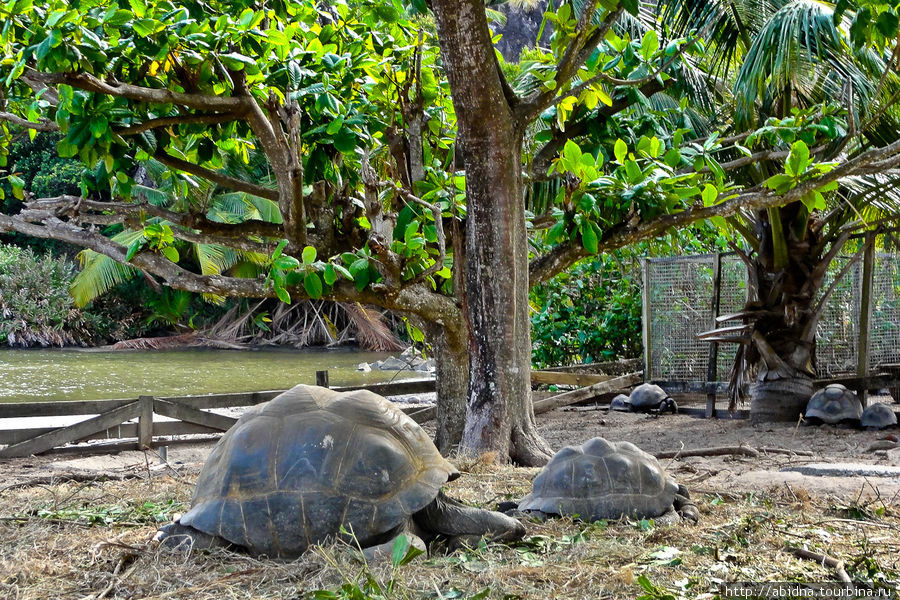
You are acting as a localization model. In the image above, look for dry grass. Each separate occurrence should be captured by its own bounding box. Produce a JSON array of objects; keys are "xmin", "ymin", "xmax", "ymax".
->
[{"xmin": 1, "ymin": 462, "xmax": 899, "ymax": 600}]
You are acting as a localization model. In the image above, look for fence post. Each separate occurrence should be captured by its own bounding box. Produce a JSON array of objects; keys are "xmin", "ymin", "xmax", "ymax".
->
[
  {"xmin": 706, "ymin": 253, "xmax": 723, "ymax": 418},
  {"xmin": 856, "ymin": 232, "xmax": 876, "ymax": 408},
  {"xmin": 316, "ymin": 370, "xmax": 330, "ymax": 388},
  {"xmin": 641, "ymin": 258, "xmax": 651, "ymax": 383},
  {"xmin": 138, "ymin": 395, "xmax": 154, "ymax": 450}
]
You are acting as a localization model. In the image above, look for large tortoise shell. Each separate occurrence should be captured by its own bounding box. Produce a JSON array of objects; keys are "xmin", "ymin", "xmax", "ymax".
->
[
  {"xmin": 178, "ymin": 385, "xmax": 457, "ymax": 557},
  {"xmin": 628, "ymin": 383, "xmax": 669, "ymax": 409},
  {"xmin": 805, "ymin": 384, "xmax": 862, "ymax": 424},
  {"xmin": 518, "ymin": 437, "xmax": 678, "ymax": 521},
  {"xmin": 860, "ymin": 402, "xmax": 898, "ymax": 429}
]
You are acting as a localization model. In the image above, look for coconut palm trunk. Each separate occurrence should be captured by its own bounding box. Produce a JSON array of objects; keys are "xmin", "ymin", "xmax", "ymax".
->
[{"xmin": 730, "ymin": 203, "xmax": 867, "ymax": 423}]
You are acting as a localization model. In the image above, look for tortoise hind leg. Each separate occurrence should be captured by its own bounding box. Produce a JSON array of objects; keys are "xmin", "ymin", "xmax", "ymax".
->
[{"xmin": 154, "ymin": 521, "xmax": 231, "ymax": 553}]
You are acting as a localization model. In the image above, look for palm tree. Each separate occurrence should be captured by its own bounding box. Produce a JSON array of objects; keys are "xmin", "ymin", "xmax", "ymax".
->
[{"xmin": 660, "ymin": 0, "xmax": 900, "ymax": 421}]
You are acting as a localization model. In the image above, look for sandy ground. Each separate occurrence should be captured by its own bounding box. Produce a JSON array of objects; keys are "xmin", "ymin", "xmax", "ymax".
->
[{"xmin": 3, "ymin": 396, "xmax": 899, "ymax": 504}]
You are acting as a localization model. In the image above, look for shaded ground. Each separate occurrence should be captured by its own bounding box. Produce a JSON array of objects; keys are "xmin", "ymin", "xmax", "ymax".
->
[{"xmin": 2, "ymin": 399, "xmax": 899, "ymax": 599}]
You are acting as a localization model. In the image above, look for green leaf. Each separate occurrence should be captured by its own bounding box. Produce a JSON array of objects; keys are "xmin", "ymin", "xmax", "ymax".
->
[
  {"xmin": 850, "ymin": 7, "xmax": 871, "ymax": 47},
  {"xmin": 273, "ymin": 255, "xmax": 300, "ymax": 270},
  {"xmin": 274, "ymin": 285, "xmax": 291, "ymax": 304},
  {"xmin": 8, "ymin": 174, "xmax": 25, "ymax": 200},
  {"xmin": 641, "ymin": 30, "xmax": 658, "ymax": 61},
  {"xmin": 128, "ymin": 0, "xmax": 146, "ymax": 18},
  {"xmin": 322, "ymin": 264, "xmax": 337, "ymax": 286},
  {"xmin": 621, "ymin": 0, "xmax": 638, "ymax": 16},
  {"xmin": 332, "ymin": 129, "xmax": 357, "ymax": 153},
  {"xmin": 89, "ymin": 116, "xmax": 108, "ymax": 138},
  {"xmin": 701, "ymin": 184, "xmax": 717, "ymax": 207},
  {"xmin": 161, "ymin": 246, "xmax": 179, "ymax": 263},
  {"xmin": 301, "ymin": 245, "xmax": 317, "ymax": 264},
  {"xmin": 331, "ymin": 263, "xmax": 353, "ymax": 280},
  {"xmin": 581, "ymin": 223, "xmax": 598, "ymax": 254},
  {"xmin": 125, "ymin": 239, "xmax": 144, "ymax": 261},
  {"xmin": 664, "ymin": 148, "xmax": 681, "ymax": 168},
  {"xmin": 613, "ymin": 139, "xmax": 627, "ymax": 163},
  {"xmin": 220, "ymin": 52, "xmax": 257, "ymax": 71},
  {"xmin": 563, "ymin": 140, "xmax": 582, "ymax": 171},
  {"xmin": 765, "ymin": 174, "xmax": 796, "ymax": 194},
  {"xmin": 325, "ymin": 115, "xmax": 344, "ymax": 135},
  {"xmin": 272, "ymin": 239, "xmax": 288, "ymax": 261},
  {"xmin": 876, "ymin": 11, "xmax": 899, "ymax": 39},
  {"xmin": 303, "ymin": 273, "xmax": 323, "ymax": 299},
  {"xmin": 785, "ymin": 140, "xmax": 810, "ymax": 178}
]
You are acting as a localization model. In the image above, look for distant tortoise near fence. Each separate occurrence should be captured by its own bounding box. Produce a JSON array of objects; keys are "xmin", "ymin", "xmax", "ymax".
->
[
  {"xmin": 155, "ymin": 385, "xmax": 524, "ymax": 559},
  {"xmin": 804, "ymin": 384, "xmax": 863, "ymax": 425},
  {"xmin": 860, "ymin": 403, "xmax": 898, "ymax": 430},
  {"xmin": 618, "ymin": 383, "xmax": 678, "ymax": 414},
  {"xmin": 512, "ymin": 437, "xmax": 698, "ymax": 524}
]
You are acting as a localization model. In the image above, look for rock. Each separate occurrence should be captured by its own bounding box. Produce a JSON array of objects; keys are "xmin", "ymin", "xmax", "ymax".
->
[{"xmin": 357, "ymin": 362, "xmax": 371, "ymax": 372}]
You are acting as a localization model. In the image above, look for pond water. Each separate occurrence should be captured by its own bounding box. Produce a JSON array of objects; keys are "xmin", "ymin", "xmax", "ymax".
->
[{"xmin": 0, "ymin": 348, "xmax": 407, "ymax": 403}]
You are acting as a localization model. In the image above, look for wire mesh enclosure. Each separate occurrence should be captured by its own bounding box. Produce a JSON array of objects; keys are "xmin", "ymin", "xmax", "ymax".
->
[{"xmin": 642, "ymin": 252, "xmax": 900, "ymax": 384}]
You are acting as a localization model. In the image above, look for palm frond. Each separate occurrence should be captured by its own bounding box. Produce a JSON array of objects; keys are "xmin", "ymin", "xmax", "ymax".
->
[
  {"xmin": 732, "ymin": 1, "xmax": 845, "ymax": 126},
  {"xmin": 70, "ymin": 229, "xmax": 144, "ymax": 307},
  {"xmin": 208, "ymin": 192, "xmax": 284, "ymax": 225}
]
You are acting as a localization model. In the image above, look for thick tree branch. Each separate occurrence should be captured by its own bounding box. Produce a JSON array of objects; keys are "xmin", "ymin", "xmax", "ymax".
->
[
  {"xmin": 116, "ymin": 112, "xmax": 243, "ymax": 136},
  {"xmin": 0, "ymin": 212, "xmax": 462, "ymax": 325},
  {"xmin": 153, "ymin": 151, "xmax": 279, "ymax": 201},
  {"xmin": 528, "ymin": 141, "xmax": 900, "ymax": 286},
  {"xmin": 0, "ymin": 111, "xmax": 59, "ymax": 131},
  {"xmin": 27, "ymin": 71, "xmax": 250, "ymax": 112},
  {"xmin": 529, "ymin": 242, "xmax": 589, "ymax": 287},
  {"xmin": 20, "ymin": 195, "xmax": 283, "ymax": 243}
]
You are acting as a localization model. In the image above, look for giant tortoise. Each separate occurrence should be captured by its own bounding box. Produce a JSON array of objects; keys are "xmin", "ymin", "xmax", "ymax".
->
[
  {"xmin": 156, "ymin": 385, "xmax": 524, "ymax": 558},
  {"xmin": 860, "ymin": 403, "xmax": 898, "ymax": 430},
  {"xmin": 516, "ymin": 437, "xmax": 698, "ymax": 524},
  {"xmin": 625, "ymin": 383, "xmax": 678, "ymax": 414},
  {"xmin": 805, "ymin": 384, "xmax": 863, "ymax": 425}
]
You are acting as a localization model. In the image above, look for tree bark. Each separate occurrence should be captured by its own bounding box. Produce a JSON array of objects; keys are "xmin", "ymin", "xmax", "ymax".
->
[
  {"xmin": 749, "ymin": 377, "xmax": 815, "ymax": 424},
  {"xmin": 427, "ymin": 320, "xmax": 470, "ymax": 454},
  {"xmin": 432, "ymin": 0, "xmax": 552, "ymax": 465}
]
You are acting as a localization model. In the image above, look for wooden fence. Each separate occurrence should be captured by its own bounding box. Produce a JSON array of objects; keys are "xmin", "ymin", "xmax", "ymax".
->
[
  {"xmin": 0, "ymin": 365, "xmax": 649, "ymax": 458},
  {"xmin": 0, "ymin": 378, "xmax": 436, "ymax": 458}
]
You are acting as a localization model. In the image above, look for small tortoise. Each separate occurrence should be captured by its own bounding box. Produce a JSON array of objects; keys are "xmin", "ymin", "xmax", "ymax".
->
[
  {"xmin": 516, "ymin": 437, "xmax": 698, "ymax": 524},
  {"xmin": 609, "ymin": 394, "xmax": 631, "ymax": 412},
  {"xmin": 156, "ymin": 385, "xmax": 524, "ymax": 558},
  {"xmin": 627, "ymin": 383, "xmax": 678, "ymax": 414},
  {"xmin": 805, "ymin": 384, "xmax": 862, "ymax": 425},
  {"xmin": 860, "ymin": 403, "xmax": 898, "ymax": 430}
]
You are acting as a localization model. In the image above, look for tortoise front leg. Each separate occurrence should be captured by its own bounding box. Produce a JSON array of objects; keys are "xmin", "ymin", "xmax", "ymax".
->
[{"xmin": 674, "ymin": 484, "xmax": 699, "ymax": 523}]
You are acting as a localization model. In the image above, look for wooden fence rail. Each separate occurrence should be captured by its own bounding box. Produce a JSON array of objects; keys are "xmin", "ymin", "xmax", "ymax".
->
[{"xmin": 0, "ymin": 364, "xmax": 647, "ymax": 458}]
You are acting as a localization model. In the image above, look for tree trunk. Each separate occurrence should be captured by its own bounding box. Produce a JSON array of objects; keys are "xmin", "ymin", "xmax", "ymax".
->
[
  {"xmin": 742, "ymin": 204, "xmax": 824, "ymax": 422},
  {"xmin": 432, "ymin": 0, "xmax": 552, "ymax": 465},
  {"xmin": 749, "ymin": 377, "xmax": 815, "ymax": 424},
  {"xmin": 427, "ymin": 320, "xmax": 469, "ymax": 454}
]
